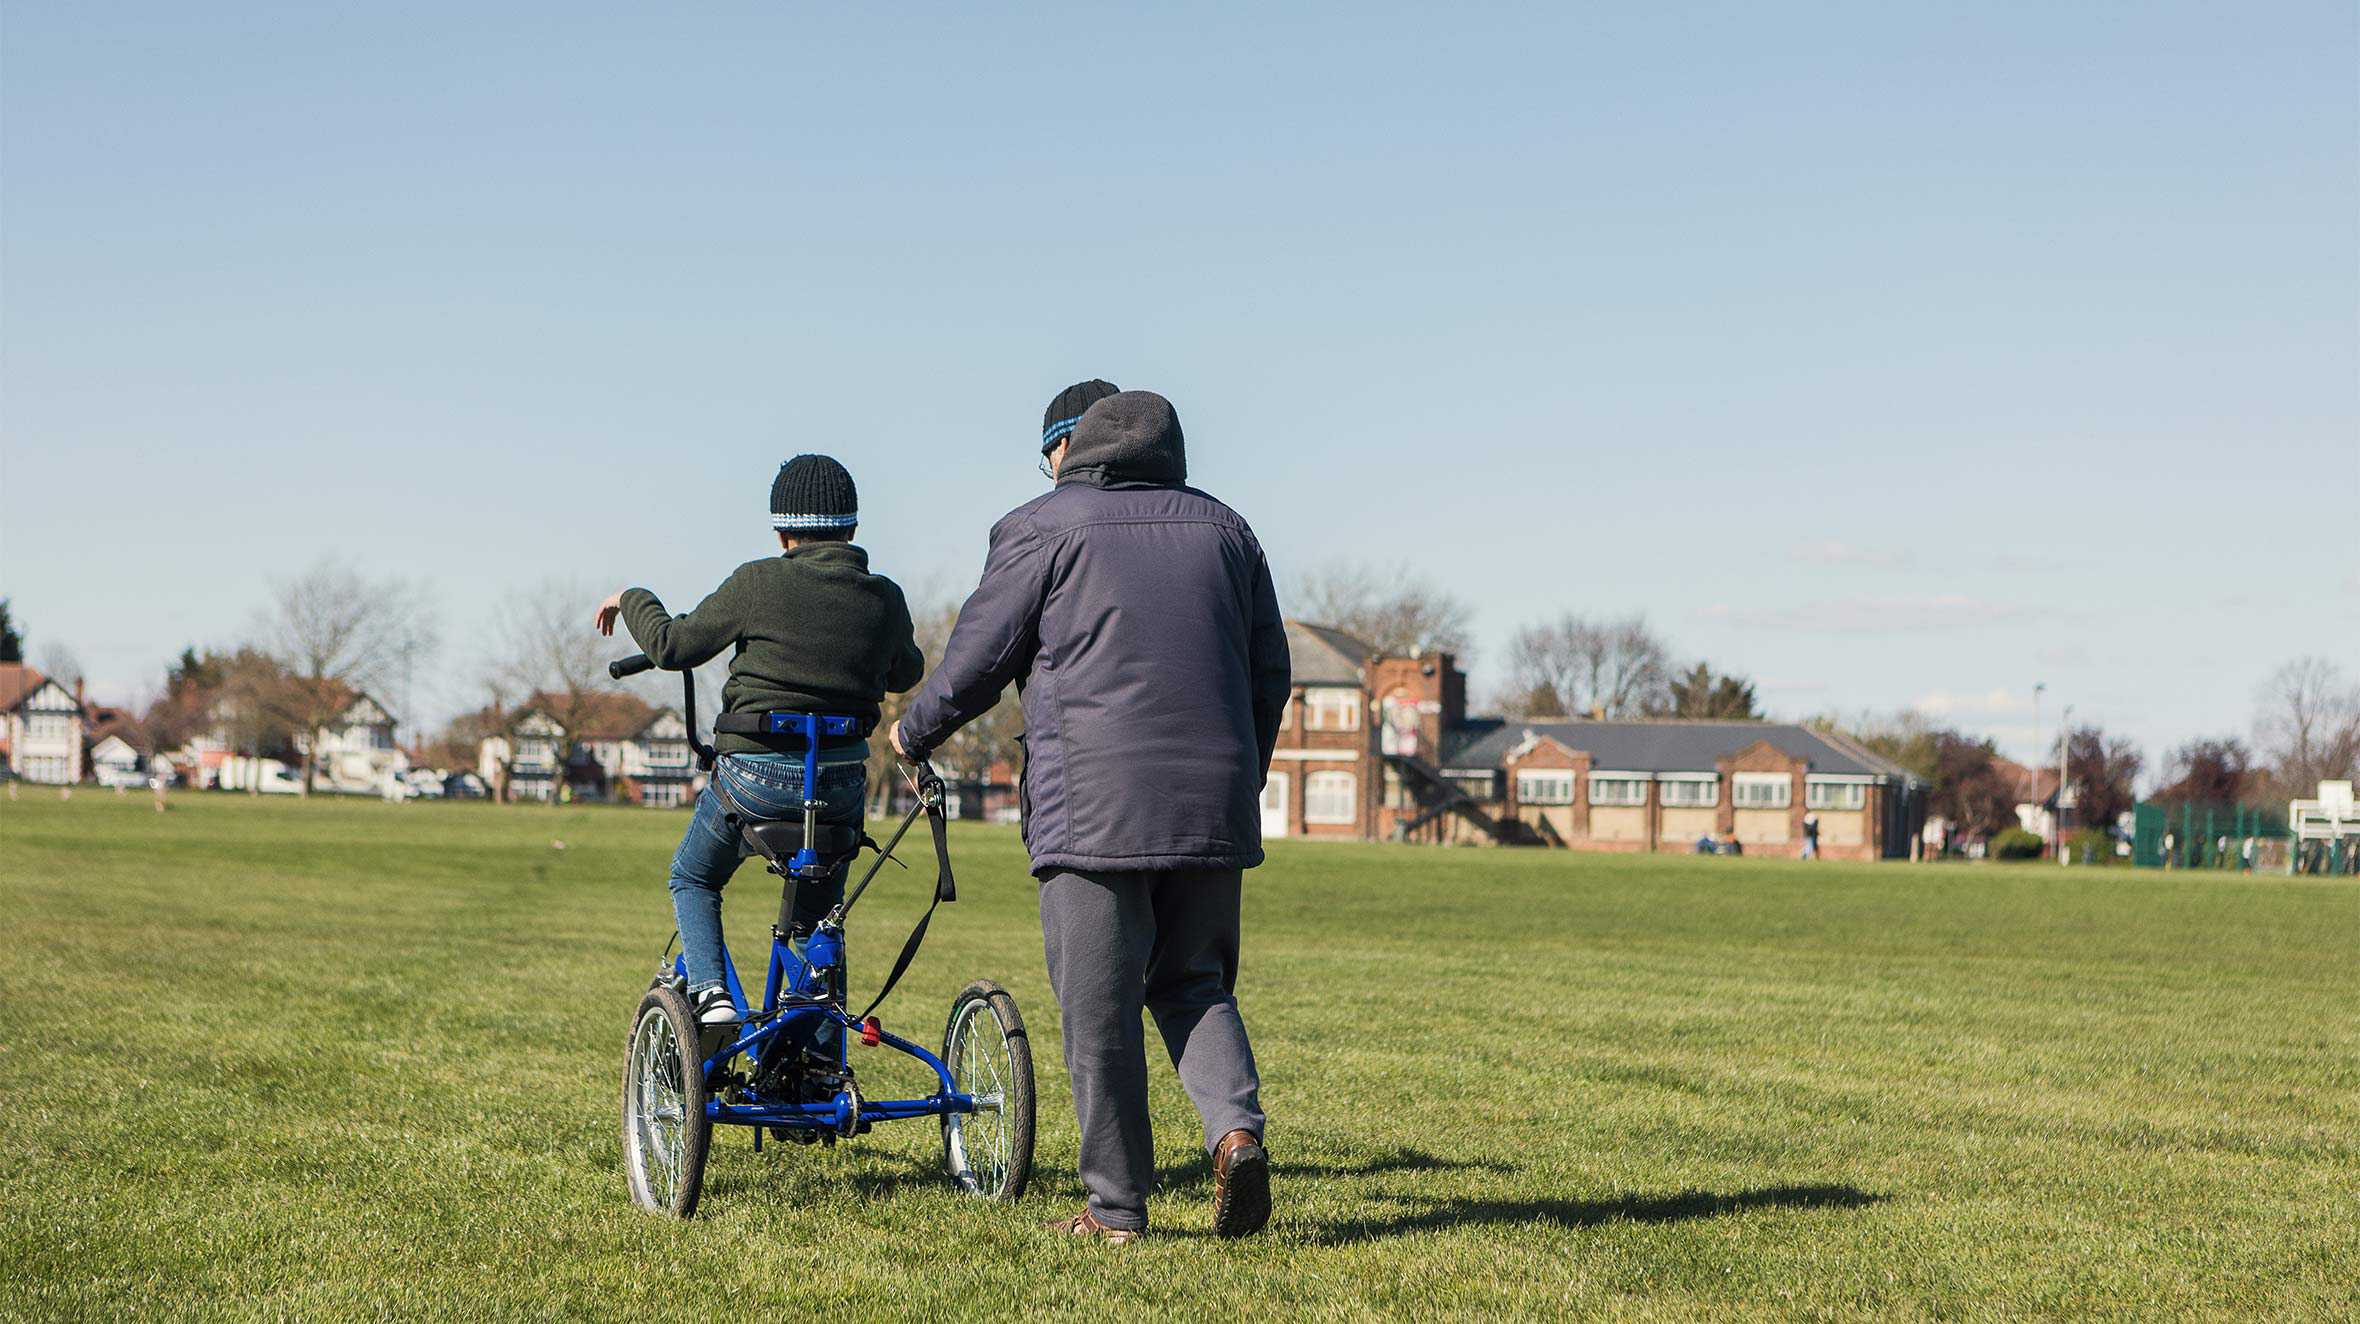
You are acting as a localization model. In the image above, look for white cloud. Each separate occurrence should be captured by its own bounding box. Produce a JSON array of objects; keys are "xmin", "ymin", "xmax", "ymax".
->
[
  {"xmin": 1696, "ymin": 595, "xmax": 2044, "ymax": 633},
  {"xmin": 1789, "ymin": 540, "xmax": 1909, "ymax": 569}
]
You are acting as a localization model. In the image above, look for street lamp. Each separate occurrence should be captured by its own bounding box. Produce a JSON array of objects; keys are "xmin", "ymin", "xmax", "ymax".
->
[
  {"xmin": 2056, "ymin": 703, "xmax": 2074, "ymax": 865},
  {"xmin": 2030, "ymin": 682, "xmax": 2046, "ymax": 814}
]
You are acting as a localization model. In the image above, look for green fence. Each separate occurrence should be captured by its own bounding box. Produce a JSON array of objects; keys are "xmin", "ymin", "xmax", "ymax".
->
[{"xmin": 2131, "ymin": 801, "xmax": 2287, "ymax": 868}]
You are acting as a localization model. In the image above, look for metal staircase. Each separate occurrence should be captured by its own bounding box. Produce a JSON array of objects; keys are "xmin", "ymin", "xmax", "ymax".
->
[{"xmin": 1384, "ymin": 752, "xmax": 1532, "ymax": 844}]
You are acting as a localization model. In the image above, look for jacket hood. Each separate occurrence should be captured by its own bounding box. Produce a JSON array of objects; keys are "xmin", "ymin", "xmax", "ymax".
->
[{"xmin": 1059, "ymin": 390, "xmax": 1186, "ymax": 487}]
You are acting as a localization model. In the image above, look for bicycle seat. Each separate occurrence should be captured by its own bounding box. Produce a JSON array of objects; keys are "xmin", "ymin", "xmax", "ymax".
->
[{"xmin": 740, "ymin": 819, "xmax": 864, "ymax": 870}]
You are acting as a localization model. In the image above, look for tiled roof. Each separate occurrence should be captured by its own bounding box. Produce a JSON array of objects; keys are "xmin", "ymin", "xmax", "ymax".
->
[
  {"xmin": 0, "ymin": 663, "xmax": 56, "ymax": 713},
  {"xmin": 1285, "ymin": 621, "xmax": 1372, "ymax": 686},
  {"xmin": 517, "ymin": 690, "xmax": 659, "ymax": 741},
  {"xmin": 1440, "ymin": 718, "xmax": 1916, "ymax": 780}
]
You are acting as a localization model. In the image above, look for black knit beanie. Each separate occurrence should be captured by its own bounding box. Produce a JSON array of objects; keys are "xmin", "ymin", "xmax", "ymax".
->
[
  {"xmin": 1042, "ymin": 379, "xmax": 1120, "ymax": 454},
  {"xmin": 769, "ymin": 454, "xmax": 858, "ymax": 532}
]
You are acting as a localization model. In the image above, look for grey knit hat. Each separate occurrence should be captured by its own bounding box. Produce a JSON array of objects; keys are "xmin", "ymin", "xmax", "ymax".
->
[{"xmin": 769, "ymin": 454, "xmax": 858, "ymax": 531}]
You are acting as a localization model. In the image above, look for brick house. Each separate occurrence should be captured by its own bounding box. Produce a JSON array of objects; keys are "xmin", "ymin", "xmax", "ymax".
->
[{"xmin": 1267, "ymin": 620, "xmax": 1924, "ymax": 860}]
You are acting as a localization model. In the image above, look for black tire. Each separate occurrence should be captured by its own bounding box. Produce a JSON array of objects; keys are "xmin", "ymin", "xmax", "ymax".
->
[
  {"xmin": 621, "ymin": 984, "xmax": 712, "ymax": 1217},
  {"xmin": 940, "ymin": 979, "xmax": 1035, "ymax": 1201}
]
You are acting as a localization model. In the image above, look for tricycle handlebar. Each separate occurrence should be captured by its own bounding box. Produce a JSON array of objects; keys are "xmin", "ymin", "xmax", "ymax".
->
[{"xmin": 609, "ymin": 653, "xmax": 655, "ymax": 680}]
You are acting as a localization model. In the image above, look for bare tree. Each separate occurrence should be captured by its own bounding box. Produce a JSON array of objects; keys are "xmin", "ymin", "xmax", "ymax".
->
[
  {"xmin": 1289, "ymin": 561, "xmax": 1476, "ymax": 660},
  {"xmin": 493, "ymin": 579, "xmax": 620, "ymax": 803},
  {"xmin": 215, "ymin": 647, "xmax": 304, "ymax": 793},
  {"xmin": 2064, "ymin": 725, "xmax": 2142, "ymax": 831},
  {"xmin": 2253, "ymin": 657, "xmax": 2360, "ymax": 800},
  {"xmin": 32, "ymin": 641, "xmax": 84, "ymax": 689},
  {"xmin": 870, "ymin": 601, "xmax": 1023, "ymax": 812},
  {"xmin": 2155, "ymin": 737, "xmax": 2255, "ymax": 809},
  {"xmin": 258, "ymin": 560, "xmax": 438, "ymax": 793},
  {"xmin": 1656, "ymin": 662, "xmax": 1760, "ymax": 719},
  {"xmin": 1503, "ymin": 613, "xmax": 1672, "ymax": 718},
  {"xmin": 1808, "ymin": 709, "xmax": 1941, "ymax": 781}
]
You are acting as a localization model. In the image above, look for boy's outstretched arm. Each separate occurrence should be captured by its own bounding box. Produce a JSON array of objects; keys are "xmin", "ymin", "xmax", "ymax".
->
[
  {"xmin": 893, "ymin": 514, "xmax": 1049, "ymax": 759},
  {"xmin": 611, "ymin": 571, "xmax": 747, "ymax": 671}
]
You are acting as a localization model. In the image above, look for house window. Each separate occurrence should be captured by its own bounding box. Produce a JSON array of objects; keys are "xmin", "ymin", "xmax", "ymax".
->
[
  {"xmin": 1515, "ymin": 770, "xmax": 1575, "ymax": 805},
  {"xmin": 1303, "ymin": 689, "xmax": 1360, "ymax": 731},
  {"xmin": 1451, "ymin": 773, "xmax": 1500, "ymax": 802},
  {"xmin": 1588, "ymin": 776, "xmax": 1647, "ymax": 806},
  {"xmin": 1733, "ymin": 773, "xmax": 1792, "ymax": 808},
  {"xmin": 1305, "ymin": 770, "xmax": 1357, "ymax": 824},
  {"xmin": 1807, "ymin": 780, "xmax": 1866, "ymax": 810},
  {"xmin": 1660, "ymin": 776, "xmax": 1718, "ymax": 807}
]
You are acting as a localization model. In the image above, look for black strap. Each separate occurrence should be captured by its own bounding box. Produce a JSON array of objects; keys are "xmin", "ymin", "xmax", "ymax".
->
[{"xmin": 857, "ymin": 798, "xmax": 955, "ymax": 1021}]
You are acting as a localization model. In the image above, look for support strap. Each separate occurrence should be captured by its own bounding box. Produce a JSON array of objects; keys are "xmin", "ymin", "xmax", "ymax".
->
[{"xmin": 851, "ymin": 781, "xmax": 956, "ymax": 1021}]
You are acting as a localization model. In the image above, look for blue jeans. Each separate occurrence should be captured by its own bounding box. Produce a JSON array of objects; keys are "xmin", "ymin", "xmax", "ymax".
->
[{"xmin": 668, "ymin": 752, "xmax": 867, "ymax": 994}]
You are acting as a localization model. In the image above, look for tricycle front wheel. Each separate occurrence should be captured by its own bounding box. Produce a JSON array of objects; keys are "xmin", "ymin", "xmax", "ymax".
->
[
  {"xmin": 622, "ymin": 984, "xmax": 711, "ymax": 1217},
  {"xmin": 941, "ymin": 980, "xmax": 1035, "ymax": 1201}
]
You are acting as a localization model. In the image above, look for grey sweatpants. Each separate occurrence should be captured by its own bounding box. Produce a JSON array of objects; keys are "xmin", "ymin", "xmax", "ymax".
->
[{"xmin": 1039, "ymin": 866, "xmax": 1266, "ymax": 1231}]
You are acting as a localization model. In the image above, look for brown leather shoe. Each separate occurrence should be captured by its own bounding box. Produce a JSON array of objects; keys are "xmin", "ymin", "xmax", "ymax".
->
[
  {"xmin": 1043, "ymin": 1209, "xmax": 1142, "ymax": 1245},
  {"xmin": 1211, "ymin": 1128, "xmax": 1271, "ymax": 1238}
]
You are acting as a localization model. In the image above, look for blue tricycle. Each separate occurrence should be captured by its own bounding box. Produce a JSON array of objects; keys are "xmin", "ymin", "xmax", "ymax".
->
[{"xmin": 609, "ymin": 652, "xmax": 1035, "ymax": 1218}]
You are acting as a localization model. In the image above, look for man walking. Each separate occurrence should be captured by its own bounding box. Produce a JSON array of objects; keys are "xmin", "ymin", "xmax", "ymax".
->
[{"xmin": 893, "ymin": 384, "xmax": 1290, "ymax": 1243}]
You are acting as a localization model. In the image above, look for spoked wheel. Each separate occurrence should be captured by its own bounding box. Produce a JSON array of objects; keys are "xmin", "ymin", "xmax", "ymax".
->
[
  {"xmin": 941, "ymin": 980, "xmax": 1034, "ymax": 1201},
  {"xmin": 622, "ymin": 984, "xmax": 711, "ymax": 1217}
]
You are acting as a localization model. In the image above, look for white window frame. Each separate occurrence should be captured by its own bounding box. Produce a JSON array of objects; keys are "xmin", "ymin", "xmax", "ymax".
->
[
  {"xmin": 1304, "ymin": 770, "xmax": 1358, "ymax": 824},
  {"xmin": 1588, "ymin": 774, "xmax": 1648, "ymax": 806},
  {"xmin": 1806, "ymin": 779, "xmax": 1867, "ymax": 810},
  {"xmin": 1659, "ymin": 774, "xmax": 1718, "ymax": 807},
  {"xmin": 1515, "ymin": 770, "xmax": 1575, "ymax": 805},
  {"xmin": 1733, "ymin": 772, "xmax": 1792, "ymax": 808},
  {"xmin": 1303, "ymin": 688, "xmax": 1361, "ymax": 732}
]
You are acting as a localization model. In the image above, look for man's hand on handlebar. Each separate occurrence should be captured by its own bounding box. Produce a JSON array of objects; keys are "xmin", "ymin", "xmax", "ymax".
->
[
  {"xmin": 889, "ymin": 720, "xmax": 910, "ymax": 759},
  {"xmin": 592, "ymin": 589, "xmax": 625, "ymax": 637}
]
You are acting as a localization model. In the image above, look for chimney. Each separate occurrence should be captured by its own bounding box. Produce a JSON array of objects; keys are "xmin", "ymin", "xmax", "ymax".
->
[{"xmin": 75, "ymin": 677, "xmax": 85, "ymax": 711}]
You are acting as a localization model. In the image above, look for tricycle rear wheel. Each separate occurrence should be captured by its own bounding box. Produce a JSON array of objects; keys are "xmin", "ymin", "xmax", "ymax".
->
[{"xmin": 941, "ymin": 980, "xmax": 1034, "ymax": 1201}]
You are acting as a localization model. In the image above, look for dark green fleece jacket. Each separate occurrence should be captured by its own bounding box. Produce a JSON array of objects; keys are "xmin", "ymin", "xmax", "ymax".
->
[{"xmin": 619, "ymin": 543, "xmax": 925, "ymax": 757}]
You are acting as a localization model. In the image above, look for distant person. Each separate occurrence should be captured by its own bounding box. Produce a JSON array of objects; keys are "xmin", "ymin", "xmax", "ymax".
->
[
  {"xmin": 892, "ymin": 385, "xmax": 1289, "ymax": 1244},
  {"xmin": 2240, "ymin": 837, "xmax": 2256, "ymax": 873},
  {"xmin": 1694, "ymin": 832, "xmax": 1717, "ymax": 854},
  {"xmin": 594, "ymin": 454, "xmax": 924, "ymax": 1031},
  {"xmin": 1721, "ymin": 831, "xmax": 1743, "ymax": 856},
  {"xmin": 1801, "ymin": 810, "xmax": 1820, "ymax": 860}
]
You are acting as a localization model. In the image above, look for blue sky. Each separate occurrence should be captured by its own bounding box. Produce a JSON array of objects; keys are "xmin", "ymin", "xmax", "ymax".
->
[{"xmin": 4, "ymin": 2, "xmax": 2354, "ymax": 772}]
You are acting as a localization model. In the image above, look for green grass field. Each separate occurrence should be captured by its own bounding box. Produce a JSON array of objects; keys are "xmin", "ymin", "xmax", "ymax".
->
[{"xmin": 3, "ymin": 793, "xmax": 2354, "ymax": 1320}]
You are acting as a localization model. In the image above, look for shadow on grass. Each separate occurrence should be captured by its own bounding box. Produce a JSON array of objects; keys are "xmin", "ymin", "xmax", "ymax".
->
[
  {"xmin": 1306, "ymin": 1183, "xmax": 1887, "ymax": 1245},
  {"xmin": 1157, "ymin": 1144, "xmax": 1511, "ymax": 1195}
]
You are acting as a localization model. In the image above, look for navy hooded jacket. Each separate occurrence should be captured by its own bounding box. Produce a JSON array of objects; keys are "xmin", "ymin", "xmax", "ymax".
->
[{"xmin": 898, "ymin": 391, "xmax": 1291, "ymax": 875}]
